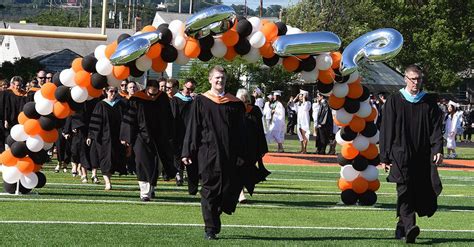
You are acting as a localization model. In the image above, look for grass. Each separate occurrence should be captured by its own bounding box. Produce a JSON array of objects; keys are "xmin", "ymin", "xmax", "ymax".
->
[{"xmin": 0, "ymin": 159, "xmax": 473, "ymax": 246}]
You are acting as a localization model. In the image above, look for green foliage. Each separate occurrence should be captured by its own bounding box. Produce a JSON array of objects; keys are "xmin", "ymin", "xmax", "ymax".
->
[
  {"xmin": 0, "ymin": 57, "xmax": 43, "ymax": 82},
  {"xmin": 27, "ymin": 9, "xmax": 88, "ymax": 27}
]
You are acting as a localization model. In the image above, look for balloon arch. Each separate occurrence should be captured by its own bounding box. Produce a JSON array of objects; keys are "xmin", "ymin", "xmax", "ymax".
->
[{"xmin": 0, "ymin": 5, "xmax": 403, "ymax": 205}]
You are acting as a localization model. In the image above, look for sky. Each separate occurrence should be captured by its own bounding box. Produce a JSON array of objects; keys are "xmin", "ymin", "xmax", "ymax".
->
[{"xmin": 221, "ymin": 0, "xmax": 301, "ymax": 10}]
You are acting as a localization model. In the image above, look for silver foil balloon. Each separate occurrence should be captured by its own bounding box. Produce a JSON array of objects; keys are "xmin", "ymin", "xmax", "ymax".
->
[
  {"xmin": 185, "ymin": 5, "xmax": 236, "ymax": 39},
  {"xmin": 340, "ymin": 28, "xmax": 403, "ymax": 76},
  {"xmin": 110, "ymin": 31, "xmax": 161, "ymax": 65},
  {"xmin": 272, "ymin": 31, "xmax": 341, "ymax": 56}
]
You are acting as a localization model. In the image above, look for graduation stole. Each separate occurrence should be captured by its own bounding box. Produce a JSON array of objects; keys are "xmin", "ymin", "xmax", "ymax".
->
[
  {"xmin": 11, "ymin": 88, "xmax": 27, "ymax": 96},
  {"xmin": 119, "ymin": 90, "xmax": 128, "ymax": 98},
  {"xmin": 202, "ymin": 91, "xmax": 241, "ymax": 104},
  {"xmin": 130, "ymin": 90, "xmax": 162, "ymax": 101},
  {"xmin": 245, "ymin": 104, "xmax": 253, "ymax": 113}
]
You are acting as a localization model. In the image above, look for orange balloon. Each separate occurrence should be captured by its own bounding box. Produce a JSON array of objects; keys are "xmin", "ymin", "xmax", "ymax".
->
[
  {"xmin": 297, "ymin": 55, "xmax": 310, "ymax": 59},
  {"xmin": 223, "ymin": 46, "xmax": 237, "ymax": 61},
  {"xmin": 53, "ymin": 102, "xmax": 71, "ymax": 119},
  {"xmin": 105, "ymin": 41, "xmax": 118, "ymax": 59},
  {"xmin": 71, "ymin": 58, "xmax": 83, "ymax": 72},
  {"xmin": 360, "ymin": 144, "xmax": 378, "ymax": 160},
  {"xmin": 261, "ymin": 22, "xmax": 278, "ymax": 41},
  {"xmin": 75, "ymin": 70, "xmax": 92, "ymax": 87},
  {"xmin": 1, "ymin": 150, "xmax": 18, "ymax": 166},
  {"xmin": 349, "ymin": 116, "xmax": 366, "ymax": 133},
  {"xmin": 41, "ymin": 83, "xmax": 58, "ymax": 100},
  {"xmin": 151, "ymin": 57, "xmax": 168, "ymax": 72},
  {"xmin": 318, "ymin": 68, "xmax": 335, "ymax": 84},
  {"xmin": 329, "ymin": 94, "xmax": 345, "ymax": 109},
  {"xmin": 347, "ymin": 81, "xmax": 363, "ymax": 99},
  {"xmin": 146, "ymin": 44, "xmax": 162, "ymax": 59},
  {"xmin": 17, "ymin": 112, "xmax": 28, "ymax": 125},
  {"xmin": 341, "ymin": 143, "xmax": 359, "ymax": 160},
  {"xmin": 184, "ymin": 37, "xmax": 201, "ymax": 58},
  {"xmin": 259, "ymin": 42, "xmax": 275, "ymax": 58},
  {"xmin": 261, "ymin": 19, "xmax": 269, "ymax": 25},
  {"xmin": 330, "ymin": 52, "xmax": 342, "ymax": 69},
  {"xmin": 23, "ymin": 119, "xmax": 42, "ymax": 136},
  {"xmin": 368, "ymin": 179, "xmax": 380, "ymax": 191},
  {"xmin": 142, "ymin": 25, "xmax": 156, "ymax": 33},
  {"xmin": 40, "ymin": 129, "xmax": 59, "ymax": 143},
  {"xmin": 338, "ymin": 178, "xmax": 352, "ymax": 191},
  {"xmin": 17, "ymin": 157, "xmax": 35, "ymax": 174},
  {"xmin": 352, "ymin": 176, "xmax": 369, "ymax": 194},
  {"xmin": 333, "ymin": 116, "xmax": 349, "ymax": 127},
  {"xmin": 113, "ymin": 66, "xmax": 130, "ymax": 80},
  {"xmin": 282, "ymin": 57, "xmax": 300, "ymax": 72},
  {"xmin": 221, "ymin": 29, "xmax": 239, "ymax": 46},
  {"xmin": 33, "ymin": 164, "xmax": 42, "ymax": 172},
  {"xmin": 365, "ymin": 107, "xmax": 378, "ymax": 122},
  {"xmin": 87, "ymin": 84, "xmax": 103, "ymax": 98}
]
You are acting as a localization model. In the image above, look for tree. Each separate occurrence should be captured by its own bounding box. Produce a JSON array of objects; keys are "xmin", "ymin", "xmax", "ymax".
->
[{"xmin": 0, "ymin": 57, "xmax": 43, "ymax": 82}]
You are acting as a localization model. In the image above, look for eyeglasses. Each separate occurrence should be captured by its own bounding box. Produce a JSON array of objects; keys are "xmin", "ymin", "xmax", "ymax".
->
[
  {"xmin": 165, "ymin": 87, "xmax": 173, "ymax": 91},
  {"xmin": 148, "ymin": 92, "xmax": 159, "ymax": 96},
  {"xmin": 405, "ymin": 76, "xmax": 422, "ymax": 82},
  {"xmin": 185, "ymin": 86, "xmax": 195, "ymax": 92},
  {"xmin": 108, "ymin": 90, "xmax": 117, "ymax": 93},
  {"xmin": 46, "ymin": 77, "xmax": 52, "ymax": 79},
  {"xmin": 121, "ymin": 84, "xmax": 127, "ymax": 87},
  {"xmin": 38, "ymin": 77, "xmax": 45, "ymax": 80}
]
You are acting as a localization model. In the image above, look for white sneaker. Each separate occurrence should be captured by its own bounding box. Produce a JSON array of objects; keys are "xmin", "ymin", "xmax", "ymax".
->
[{"xmin": 81, "ymin": 176, "xmax": 88, "ymax": 183}]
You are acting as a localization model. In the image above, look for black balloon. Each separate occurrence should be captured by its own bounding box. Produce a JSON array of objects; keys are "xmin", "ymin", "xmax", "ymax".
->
[
  {"xmin": 91, "ymin": 73, "xmax": 108, "ymax": 89},
  {"xmin": 198, "ymin": 49, "xmax": 213, "ymax": 62},
  {"xmin": 81, "ymin": 55, "xmax": 98, "ymax": 73},
  {"xmin": 294, "ymin": 62, "xmax": 304, "ymax": 73},
  {"xmin": 301, "ymin": 56, "xmax": 316, "ymax": 72},
  {"xmin": 341, "ymin": 126, "xmax": 357, "ymax": 141},
  {"xmin": 161, "ymin": 44, "xmax": 178, "ymax": 62},
  {"xmin": 6, "ymin": 135, "xmax": 15, "ymax": 147},
  {"xmin": 52, "ymin": 72, "xmax": 61, "ymax": 86},
  {"xmin": 117, "ymin": 33, "xmax": 131, "ymax": 44},
  {"xmin": 263, "ymin": 54, "xmax": 279, "ymax": 67},
  {"xmin": 10, "ymin": 141, "xmax": 28, "ymax": 158},
  {"xmin": 234, "ymin": 37, "xmax": 251, "ymax": 55},
  {"xmin": 276, "ymin": 22, "xmax": 287, "ymax": 36},
  {"xmin": 127, "ymin": 62, "xmax": 144, "ymax": 78},
  {"xmin": 368, "ymin": 155, "xmax": 380, "ymax": 166},
  {"xmin": 337, "ymin": 153, "xmax": 351, "ymax": 166},
  {"xmin": 236, "ymin": 19, "xmax": 252, "ymax": 37},
  {"xmin": 29, "ymin": 149, "xmax": 49, "ymax": 164},
  {"xmin": 198, "ymin": 35, "xmax": 215, "ymax": 49},
  {"xmin": 158, "ymin": 28, "xmax": 172, "ymax": 45},
  {"xmin": 3, "ymin": 181, "xmax": 32, "ymax": 194},
  {"xmin": 23, "ymin": 102, "xmax": 40, "ymax": 119},
  {"xmin": 334, "ymin": 69, "xmax": 350, "ymax": 83},
  {"xmin": 157, "ymin": 23, "xmax": 169, "ymax": 30},
  {"xmin": 361, "ymin": 122, "xmax": 377, "ymax": 137},
  {"xmin": 358, "ymin": 190, "xmax": 377, "ymax": 206},
  {"xmin": 344, "ymin": 98, "xmax": 360, "ymax": 114},
  {"xmin": 39, "ymin": 115, "xmax": 57, "ymax": 131},
  {"xmin": 236, "ymin": 15, "xmax": 246, "ymax": 21},
  {"xmin": 35, "ymin": 172, "xmax": 47, "ymax": 188},
  {"xmin": 316, "ymin": 81, "xmax": 334, "ymax": 94},
  {"xmin": 67, "ymin": 99, "xmax": 83, "ymax": 112},
  {"xmin": 54, "ymin": 86, "xmax": 71, "ymax": 103},
  {"xmin": 341, "ymin": 189, "xmax": 358, "ymax": 205},
  {"xmin": 352, "ymin": 155, "xmax": 369, "ymax": 171},
  {"xmin": 358, "ymin": 86, "xmax": 371, "ymax": 102}
]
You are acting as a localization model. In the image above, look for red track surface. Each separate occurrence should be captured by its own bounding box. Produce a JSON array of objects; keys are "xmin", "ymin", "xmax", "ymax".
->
[{"xmin": 263, "ymin": 152, "xmax": 474, "ymax": 171}]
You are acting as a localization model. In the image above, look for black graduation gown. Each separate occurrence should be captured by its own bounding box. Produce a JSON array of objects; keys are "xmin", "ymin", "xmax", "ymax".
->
[
  {"xmin": 55, "ymin": 127, "xmax": 71, "ymax": 163},
  {"xmin": 120, "ymin": 91, "xmax": 176, "ymax": 185},
  {"xmin": 316, "ymin": 100, "xmax": 333, "ymax": 149},
  {"xmin": 0, "ymin": 90, "xmax": 7, "ymax": 152},
  {"xmin": 88, "ymin": 100, "xmax": 126, "ymax": 174},
  {"xmin": 380, "ymin": 92, "xmax": 443, "ymax": 217},
  {"xmin": 4, "ymin": 89, "xmax": 30, "ymax": 129},
  {"xmin": 181, "ymin": 93, "xmax": 248, "ymax": 215}
]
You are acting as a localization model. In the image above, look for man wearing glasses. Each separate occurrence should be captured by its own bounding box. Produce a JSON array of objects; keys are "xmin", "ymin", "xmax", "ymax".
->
[
  {"xmin": 34, "ymin": 70, "xmax": 46, "ymax": 88},
  {"xmin": 119, "ymin": 79, "xmax": 129, "ymax": 98},
  {"xmin": 45, "ymin": 72, "xmax": 53, "ymax": 84},
  {"xmin": 380, "ymin": 65, "xmax": 443, "ymax": 243},
  {"xmin": 166, "ymin": 78, "xmax": 179, "ymax": 98}
]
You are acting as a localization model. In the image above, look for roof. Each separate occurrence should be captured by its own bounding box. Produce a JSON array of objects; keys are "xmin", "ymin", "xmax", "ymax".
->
[
  {"xmin": 152, "ymin": 11, "xmax": 192, "ymax": 27},
  {"xmin": 359, "ymin": 62, "xmax": 405, "ymax": 93},
  {"xmin": 2, "ymin": 23, "xmax": 134, "ymax": 58}
]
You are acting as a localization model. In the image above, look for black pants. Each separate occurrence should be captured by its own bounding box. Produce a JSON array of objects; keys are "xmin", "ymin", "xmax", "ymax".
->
[
  {"xmin": 287, "ymin": 116, "xmax": 296, "ymax": 134},
  {"xmin": 396, "ymin": 183, "xmax": 416, "ymax": 233},
  {"xmin": 201, "ymin": 197, "xmax": 222, "ymax": 234},
  {"xmin": 316, "ymin": 127, "xmax": 331, "ymax": 154}
]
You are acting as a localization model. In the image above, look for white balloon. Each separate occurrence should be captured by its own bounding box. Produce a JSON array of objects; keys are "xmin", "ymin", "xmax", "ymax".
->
[
  {"xmin": 94, "ymin": 45, "xmax": 107, "ymax": 60},
  {"xmin": 335, "ymin": 108, "xmax": 353, "ymax": 125},
  {"xmin": 34, "ymin": 90, "xmax": 42, "ymax": 102},
  {"xmin": 346, "ymin": 70, "xmax": 360, "ymax": 84},
  {"xmin": 10, "ymin": 124, "xmax": 28, "ymax": 142},
  {"xmin": 43, "ymin": 142, "xmax": 54, "ymax": 150},
  {"xmin": 335, "ymin": 130, "xmax": 347, "ymax": 145},
  {"xmin": 287, "ymin": 27, "xmax": 303, "ymax": 35},
  {"xmin": 35, "ymin": 98, "xmax": 54, "ymax": 115},
  {"xmin": 26, "ymin": 135, "xmax": 45, "ymax": 152},
  {"xmin": 242, "ymin": 47, "xmax": 261, "ymax": 63},
  {"xmin": 301, "ymin": 70, "xmax": 317, "ymax": 83},
  {"xmin": 368, "ymin": 130, "xmax": 379, "ymax": 144},
  {"xmin": 0, "ymin": 165, "xmax": 3, "ymax": 172},
  {"xmin": 352, "ymin": 135, "xmax": 370, "ymax": 151},
  {"xmin": 356, "ymin": 102, "xmax": 372, "ymax": 118},
  {"xmin": 59, "ymin": 69, "xmax": 76, "ymax": 87},
  {"xmin": 172, "ymin": 35, "xmax": 187, "ymax": 50},
  {"xmin": 2, "ymin": 166, "xmax": 22, "ymax": 184},
  {"xmin": 106, "ymin": 74, "xmax": 122, "ymax": 87},
  {"xmin": 175, "ymin": 50, "xmax": 190, "ymax": 65},
  {"xmin": 136, "ymin": 56, "xmax": 152, "ymax": 71},
  {"xmin": 168, "ymin": 20, "xmax": 185, "ymax": 37},
  {"xmin": 248, "ymin": 31, "xmax": 266, "ymax": 48},
  {"xmin": 210, "ymin": 39, "xmax": 227, "ymax": 58},
  {"xmin": 316, "ymin": 54, "xmax": 333, "ymax": 70},
  {"xmin": 96, "ymin": 58, "xmax": 114, "ymax": 76},
  {"xmin": 71, "ymin": 86, "xmax": 89, "ymax": 103},
  {"xmin": 361, "ymin": 165, "xmax": 379, "ymax": 181},
  {"xmin": 248, "ymin": 17, "xmax": 262, "ymax": 34},
  {"xmin": 340, "ymin": 165, "xmax": 359, "ymax": 182},
  {"xmin": 20, "ymin": 172, "xmax": 38, "ymax": 189},
  {"xmin": 333, "ymin": 82, "xmax": 349, "ymax": 98}
]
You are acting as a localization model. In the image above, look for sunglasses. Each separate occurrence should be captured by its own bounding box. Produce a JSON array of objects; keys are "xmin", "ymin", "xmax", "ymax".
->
[
  {"xmin": 185, "ymin": 86, "xmax": 195, "ymax": 92},
  {"xmin": 148, "ymin": 92, "xmax": 159, "ymax": 96},
  {"xmin": 165, "ymin": 87, "xmax": 173, "ymax": 91},
  {"xmin": 46, "ymin": 77, "xmax": 52, "ymax": 79},
  {"xmin": 38, "ymin": 77, "xmax": 46, "ymax": 80},
  {"xmin": 107, "ymin": 90, "xmax": 117, "ymax": 93},
  {"xmin": 121, "ymin": 84, "xmax": 127, "ymax": 87}
]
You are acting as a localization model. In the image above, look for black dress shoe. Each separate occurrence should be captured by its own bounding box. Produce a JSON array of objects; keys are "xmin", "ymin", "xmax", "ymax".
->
[
  {"xmin": 395, "ymin": 225, "xmax": 405, "ymax": 240},
  {"xmin": 204, "ymin": 232, "xmax": 218, "ymax": 240},
  {"xmin": 405, "ymin": 225, "xmax": 420, "ymax": 243},
  {"xmin": 140, "ymin": 196, "xmax": 150, "ymax": 202}
]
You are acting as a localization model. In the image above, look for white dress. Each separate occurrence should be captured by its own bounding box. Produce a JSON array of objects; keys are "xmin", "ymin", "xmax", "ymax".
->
[
  {"xmin": 445, "ymin": 113, "xmax": 460, "ymax": 149},
  {"xmin": 262, "ymin": 101, "xmax": 272, "ymax": 133},
  {"xmin": 296, "ymin": 101, "xmax": 311, "ymax": 141},
  {"xmin": 312, "ymin": 102, "xmax": 320, "ymax": 127},
  {"xmin": 266, "ymin": 101, "xmax": 286, "ymax": 143}
]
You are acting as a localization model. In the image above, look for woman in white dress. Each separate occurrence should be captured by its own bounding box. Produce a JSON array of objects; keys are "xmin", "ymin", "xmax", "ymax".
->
[
  {"xmin": 295, "ymin": 90, "xmax": 311, "ymax": 153},
  {"xmin": 266, "ymin": 91, "xmax": 285, "ymax": 152},
  {"xmin": 445, "ymin": 103, "xmax": 461, "ymax": 158}
]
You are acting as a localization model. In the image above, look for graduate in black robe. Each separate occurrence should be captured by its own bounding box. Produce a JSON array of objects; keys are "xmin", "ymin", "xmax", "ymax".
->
[
  {"xmin": 315, "ymin": 95, "xmax": 333, "ymax": 154},
  {"xmin": 120, "ymin": 80, "xmax": 176, "ymax": 201},
  {"xmin": 0, "ymin": 80, "xmax": 9, "ymax": 153},
  {"xmin": 182, "ymin": 66, "xmax": 255, "ymax": 240},
  {"xmin": 4, "ymin": 77, "xmax": 30, "ymax": 132},
  {"xmin": 54, "ymin": 127, "xmax": 71, "ymax": 173},
  {"xmin": 170, "ymin": 78, "xmax": 198, "ymax": 193},
  {"xmin": 87, "ymin": 86, "xmax": 126, "ymax": 190},
  {"xmin": 380, "ymin": 65, "xmax": 443, "ymax": 243}
]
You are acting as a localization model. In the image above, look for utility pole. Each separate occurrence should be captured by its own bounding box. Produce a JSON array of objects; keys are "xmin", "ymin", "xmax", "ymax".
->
[
  {"xmin": 178, "ymin": 0, "xmax": 181, "ymax": 14},
  {"xmin": 189, "ymin": 0, "xmax": 193, "ymax": 14},
  {"xmin": 244, "ymin": 0, "xmax": 247, "ymax": 16},
  {"xmin": 89, "ymin": 0, "xmax": 93, "ymax": 28},
  {"xmin": 128, "ymin": 0, "xmax": 131, "ymax": 28},
  {"xmin": 259, "ymin": 0, "xmax": 263, "ymax": 17}
]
